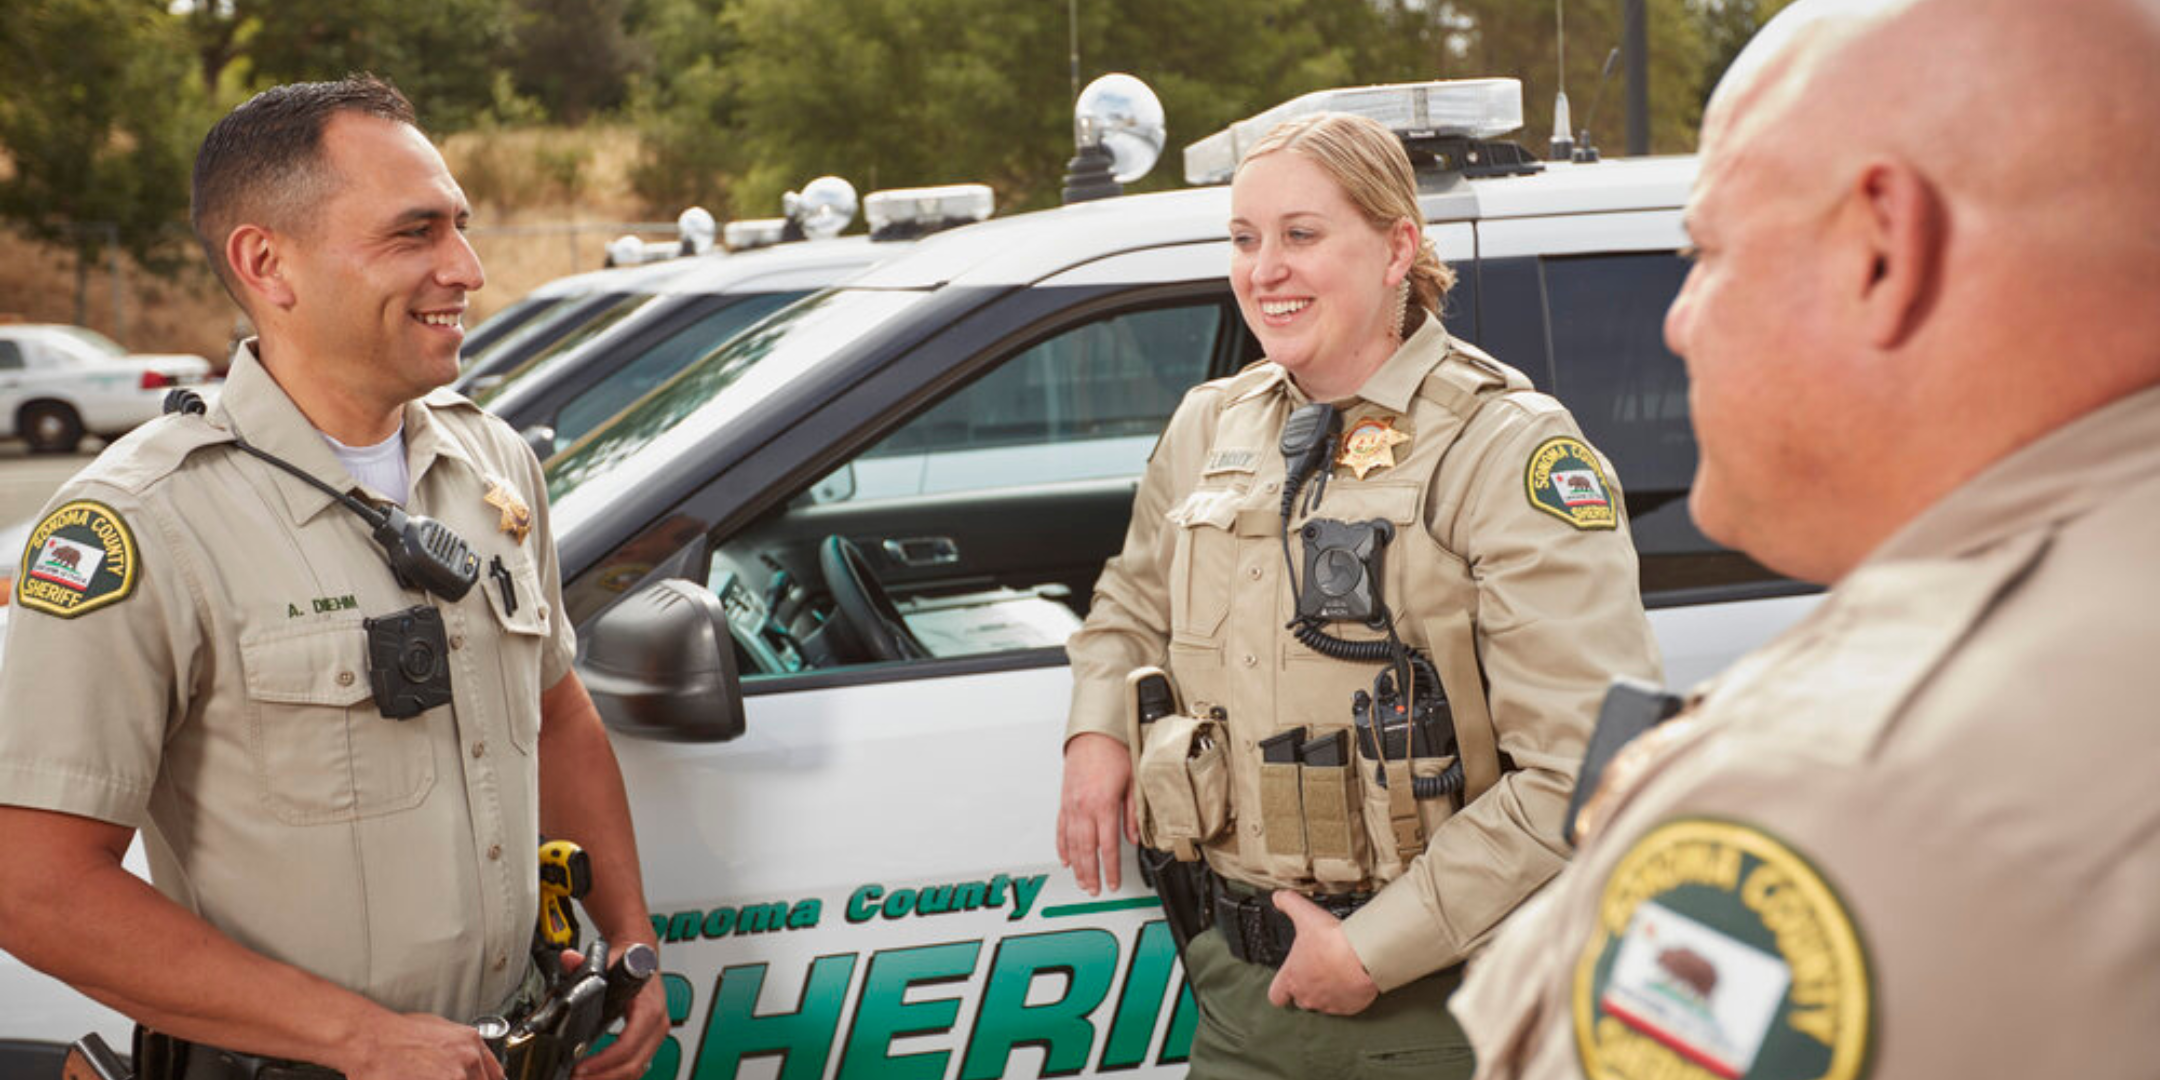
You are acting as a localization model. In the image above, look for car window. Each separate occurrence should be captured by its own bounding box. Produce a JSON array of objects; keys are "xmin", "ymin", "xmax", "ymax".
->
[
  {"xmin": 462, "ymin": 295, "xmax": 548, "ymax": 353},
  {"xmin": 477, "ymin": 293, "xmax": 663, "ymax": 405},
  {"xmin": 53, "ymin": 326, "xmax": 128, "ymax": 360},
  {"xmin": 549, "ymin": 291, "xmax": 808, "ymax": 451},
  {"xmin": 1541, "ymin": 252, "xmax": 1783, "ymax": 598},
  {"xmin": 822, "ymin": 301, "xmax": 1223, "ymax": 502},
  {"xmin": 0, "ymin": 342, "xmax": 21, "ymax": 370},
  {"xmin": 463, "ymin": 294, "xmax": 614, "ymax": 374},
  {"xmin": 705, "ymin": 299, "xmax": 1229, "ymax": 679},
  {"xmin": 547, "ymin": 288, "xmax": 933, "ymax": 511}
]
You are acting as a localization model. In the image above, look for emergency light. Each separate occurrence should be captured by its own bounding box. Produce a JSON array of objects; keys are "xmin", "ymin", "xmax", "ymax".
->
[
  {"xmin": 1183, "ymin": 79, "xmax": 1527, "ymax": 185},
  {"xmin": 865, "ymin": 184, "xmax": 996, "ymax": 241}
]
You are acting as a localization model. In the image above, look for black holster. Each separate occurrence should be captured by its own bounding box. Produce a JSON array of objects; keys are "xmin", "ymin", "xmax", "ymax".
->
[
  {"xmin": 1137, "ymin": 844, "xmax": 1211, "ymax": 954},
  {"xmin": 1203, "ymin": 873, "xmax": 1368, "ymax": 968}
]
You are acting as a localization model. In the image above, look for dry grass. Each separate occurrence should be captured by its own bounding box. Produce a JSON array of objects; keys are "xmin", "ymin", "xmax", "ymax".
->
[
  {"xmin": 0, "ymin": 236, "xmax": 237, "ymax": 360},
  {"xmin": 0, "ymin": 124, "xmax": 674, "ymax": 356}
]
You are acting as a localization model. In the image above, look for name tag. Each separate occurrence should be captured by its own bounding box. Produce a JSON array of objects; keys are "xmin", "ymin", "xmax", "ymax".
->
[{"xmin": 1204, "ymin": 448, "xmax": 1259, "ymax": 475}]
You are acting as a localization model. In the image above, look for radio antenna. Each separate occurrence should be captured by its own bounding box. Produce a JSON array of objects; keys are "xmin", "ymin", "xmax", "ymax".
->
[{"xmin": 1551, "ymin": 0, "xmax": 1575, "ymax": 159}]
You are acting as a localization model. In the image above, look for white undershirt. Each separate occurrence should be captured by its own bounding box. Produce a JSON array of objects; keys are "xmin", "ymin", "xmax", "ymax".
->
[{"xmin": 321, "ymin": 424, "xmax": 411, "ymax": 506}]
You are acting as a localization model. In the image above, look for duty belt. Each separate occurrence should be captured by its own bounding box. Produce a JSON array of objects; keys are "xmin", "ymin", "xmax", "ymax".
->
[
  {"xmin": 1203, "ymin": 869, "xmax": 1368, "ymax": 968},
  {"xmin": 135, "ymin": 1029, "xmax": 341, "ymax": 1080}
]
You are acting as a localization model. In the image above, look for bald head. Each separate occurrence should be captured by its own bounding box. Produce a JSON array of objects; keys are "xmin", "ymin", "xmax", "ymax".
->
[
  {"xmin": 1715, "ymin": 0, "xmax": 2160, "ymax": 232},
  {"xmin": 1668, "ymin": 0, "xmax": 2160, "ymax": 582}
]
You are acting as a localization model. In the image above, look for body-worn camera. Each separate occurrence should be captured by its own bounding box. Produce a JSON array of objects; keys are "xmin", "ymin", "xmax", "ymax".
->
[
  {"xmin": 365, "ymin": 605, "xmax": 455, "ymax": 719},
  {"xmin": 1298, "ymin": 518, "xmax": 1395, "ymax": 625}
]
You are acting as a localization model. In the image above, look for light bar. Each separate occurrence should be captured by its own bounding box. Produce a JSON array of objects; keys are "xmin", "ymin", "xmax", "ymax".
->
[
  {"xmin": 864, "ymin": 183, "xmax": 995, "ymax": 240},
  {"xmin": 1183, "ymin": 79, "xmax": 1525, "ymax": 185},
  {"xmin": 723, "ymin": 218, "xmax": 788, "ymax": 252}
]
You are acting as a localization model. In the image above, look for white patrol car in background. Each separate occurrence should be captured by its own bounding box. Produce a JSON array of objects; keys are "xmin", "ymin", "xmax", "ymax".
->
[
  {"xmin": 0, "ymin": 78, "xmax": 1820, "ymax": 1080},
  {"xmin": 0, "ymin": 325, "xmax": 214, "ymax": 454}
]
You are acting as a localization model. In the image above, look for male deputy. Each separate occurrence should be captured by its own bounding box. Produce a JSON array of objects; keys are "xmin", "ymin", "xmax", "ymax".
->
[
  {"xmin": 0, "ymin": 79, "xmax": 665, "ymax": 1080},
  {"xmin": 1452, "ymin": 0, "xmax": 2160, "ymax": 1076}
]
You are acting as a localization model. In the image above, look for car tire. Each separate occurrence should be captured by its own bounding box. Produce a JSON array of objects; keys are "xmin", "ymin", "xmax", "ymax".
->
[{"xmin": 20, "ymin": 402, "xmax": 83, "ymax": 454}]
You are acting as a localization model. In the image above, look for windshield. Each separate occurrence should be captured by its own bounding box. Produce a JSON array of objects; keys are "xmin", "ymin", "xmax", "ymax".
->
[
  {"xmin": 463, "ymin": 294, "xmax": 608, "ymax": 374},
  {"xmin": 547, "ymin": 290, "xmax": 809, "ymax": 451},
  {"xmin": 473, "ymin": 293, "xmax": 662, "ymax": 404},
  {"xmin": 54, "ymin": 326, "xmax": 128, "ymax": 358},
  {"xmin": 464, "ymin": 295, "xmax": 547, "ymax": 346},
  {"xmin": 546, "ymin": 287, "xmax": 931, "ymax": 523}
]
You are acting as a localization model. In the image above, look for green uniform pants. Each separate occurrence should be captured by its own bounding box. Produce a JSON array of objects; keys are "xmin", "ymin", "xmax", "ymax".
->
[{"xmin": 1183, "ymin": 924, "xmax": 1474, "ymax": 1079}]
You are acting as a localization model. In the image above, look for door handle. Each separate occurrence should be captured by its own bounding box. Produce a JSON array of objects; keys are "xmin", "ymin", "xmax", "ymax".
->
[{"xmin": 882, "ymin": 536, "xmax": 960, "ymax": 568}]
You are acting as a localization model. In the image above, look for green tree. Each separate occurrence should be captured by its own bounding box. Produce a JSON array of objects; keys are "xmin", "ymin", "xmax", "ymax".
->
[
  {"xmin": 709, "ymin": 0, "xmax": 1406, "ymax": 216},
  {"xmin": 623, "ymin": 0, "xmax": 742, "ymax": 213},
  {"xmin": 244, "ymin": 0, "xmax": 517, "ymax": 130},
  {"xmin": 1375, "ymin": 0, "xmax": 1708, "ymax": 155},
  {"xmin": 511, "ymin": 0, "xmax": 650, "ymax": 123},
  {"xmin": 1691, "ymin": 0, "xmax": 1798, "ymax": 109},
  {"xmin": 0, "ymin": 0, "xmax": 207, "ymax": 275}
]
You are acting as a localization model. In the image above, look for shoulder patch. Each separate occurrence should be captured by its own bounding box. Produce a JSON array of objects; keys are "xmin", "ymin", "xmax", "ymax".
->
[
  {"xmin": 1526, "ymin": 435, "xmax": 1618, "ymax": 530},
  {"xmin": 1574, "ymin": 819, "xmax": 1873, "ymax": 1080},
  {"xmin": 17, "ymin": 500, "xmax": 140, "ymax": 618}
]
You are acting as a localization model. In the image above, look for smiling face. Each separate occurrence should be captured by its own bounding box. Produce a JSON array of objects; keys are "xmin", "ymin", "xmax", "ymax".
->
[
  {"xmin": 276, "ymin": 112, "xmax": 484, "ymax": 415},
  {"xmin": 1229, "ymin": 151, "xmax": 1413, "ymax": 398}
]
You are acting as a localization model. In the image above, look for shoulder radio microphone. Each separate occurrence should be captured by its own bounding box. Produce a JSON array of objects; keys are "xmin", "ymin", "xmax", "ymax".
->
[{"xmin": 166, "ymin": 389, "xmax": 480, "ymax": 602}]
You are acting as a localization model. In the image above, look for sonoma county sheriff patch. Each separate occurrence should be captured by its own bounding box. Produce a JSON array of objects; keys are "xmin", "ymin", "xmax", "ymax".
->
[
  {"xmin": 1574, "ymin": 819, "xmax": 1872, "ymax": 1080},
  {"xmin": 1526, "ymin": 436, "xmax": 1617, "ymax": 530},
  {"xmin": 17, "ymin": 500, "xmax": 139, "ymax": 618}
]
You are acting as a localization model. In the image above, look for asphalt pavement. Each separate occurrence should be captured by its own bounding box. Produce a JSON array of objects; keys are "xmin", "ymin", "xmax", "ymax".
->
[{"xmin": 0, "ymin": 441, "xmax": 103, "ymax": 529}]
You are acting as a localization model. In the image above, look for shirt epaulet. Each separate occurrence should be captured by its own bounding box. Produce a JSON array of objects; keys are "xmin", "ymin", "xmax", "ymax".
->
[{"xmin": 75, "ymin": 413, "xmax": 238, "ymax": 496}]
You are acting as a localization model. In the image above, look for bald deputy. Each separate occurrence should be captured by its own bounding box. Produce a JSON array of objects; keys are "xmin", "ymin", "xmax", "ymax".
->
[
  {"xmin": 1451, "ymin": 0, "xmax": 2160, "ymax": 1077},
  {"xmin": 0, "ymin": 78, "xmax": 665, "ymax": 1080}
]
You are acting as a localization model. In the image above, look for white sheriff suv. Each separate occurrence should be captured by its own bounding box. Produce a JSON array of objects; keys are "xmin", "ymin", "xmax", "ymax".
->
[{"xmin": 0, "ymin": 79, "xmax": 1819, "ymax": 1080}]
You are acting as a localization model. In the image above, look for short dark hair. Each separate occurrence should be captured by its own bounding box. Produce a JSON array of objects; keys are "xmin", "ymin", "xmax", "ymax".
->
[{"xmin": 190, "ymin": 75, "xmax": 419, "ymax": 303}]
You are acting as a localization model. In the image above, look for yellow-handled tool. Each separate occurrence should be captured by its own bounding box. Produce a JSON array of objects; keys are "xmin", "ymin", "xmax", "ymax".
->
[{"xmin": 537, "ymin": 838, "xmax": 593, "ymax": 949}]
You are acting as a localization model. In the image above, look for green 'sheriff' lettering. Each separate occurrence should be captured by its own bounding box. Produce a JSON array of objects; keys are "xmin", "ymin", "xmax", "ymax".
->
[{"xmin": 681, "ymin": 923, "xmax": 1196, "ymax": 1078}]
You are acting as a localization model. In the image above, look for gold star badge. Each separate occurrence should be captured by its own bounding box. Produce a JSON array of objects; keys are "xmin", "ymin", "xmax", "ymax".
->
[
  {"xmin": 1337, "ymin": 417, "xmax": 1411, "ymax": 479},
  {"xmin": 484, "ymin": 482, "xmax": 532, "ymax": 543}
]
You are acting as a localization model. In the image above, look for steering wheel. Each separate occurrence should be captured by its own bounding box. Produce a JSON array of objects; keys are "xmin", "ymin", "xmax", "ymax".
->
[{"xmin": 818, "ymin": 535, "xmax": 930, "ymax": 662}]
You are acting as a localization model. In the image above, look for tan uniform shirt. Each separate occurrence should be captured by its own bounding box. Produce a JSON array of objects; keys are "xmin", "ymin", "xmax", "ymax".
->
[
  {"xmin": 0, "ymin": 345, "xmax": 576, "ymax": 1021},
  {"xmin": 1069, "ymin": 316, "xmax": 1662, "ymax": 991},
  {"xmin": 1453, "ymin": 384, "xmax": 2160, "ymax": 1079}
]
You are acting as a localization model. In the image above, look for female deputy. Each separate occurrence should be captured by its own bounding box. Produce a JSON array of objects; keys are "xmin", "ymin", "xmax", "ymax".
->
[{"xmin": 1058, "ymin": 113, "xmax": 1661, "ymax": 1077}]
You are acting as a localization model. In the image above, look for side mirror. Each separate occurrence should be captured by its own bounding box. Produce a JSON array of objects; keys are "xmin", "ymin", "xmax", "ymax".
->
[
  {"xmin": 576, "ymin": 579, "xmax": 745, "ymax": 742},
  {"xmin": 520, "ymin": 424, "xmax": 557, "ymax": 462}
]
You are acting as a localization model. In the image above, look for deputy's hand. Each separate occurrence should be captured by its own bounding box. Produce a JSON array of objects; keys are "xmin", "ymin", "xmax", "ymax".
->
[
  {"xmin": 1057, "ymin": 732, "xmax": 1137, "ymax": 895},
  {"xmin": 339, "ymin": 1012, "xmax": 505, "ymax": 1080},
  {"xmin": 573, "ymin": 973, "xmax": 668, "ymax": 1080},
  {"xmin": 1266, "ymin": 892, "xmax": 1380, "ymax": 1016}
]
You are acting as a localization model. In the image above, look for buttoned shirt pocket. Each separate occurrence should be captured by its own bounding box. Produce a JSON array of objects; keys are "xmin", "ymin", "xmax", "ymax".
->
[
  {"xmin": 1306, "ymin": 480, "xmax": 1424, "ymax": 606},
  {"xmin": 1167, "ymin": 487, "xmax": 1245, "ymax": 641},
  {"xmin": 482, "ymin": 551, "xmax": 552, "ymax": 754},
  {"xmin": 241, "ymin": 619, "xmax": 437, "ymax": 825}
]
